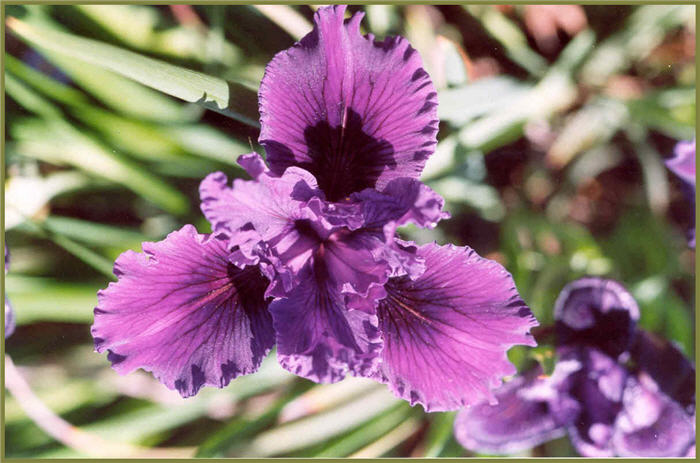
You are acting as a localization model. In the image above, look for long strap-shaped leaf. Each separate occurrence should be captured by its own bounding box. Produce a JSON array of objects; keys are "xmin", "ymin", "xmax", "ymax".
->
[{"xmin": 7, "ymin": 17, "xmax": 260, "ymax": 127}]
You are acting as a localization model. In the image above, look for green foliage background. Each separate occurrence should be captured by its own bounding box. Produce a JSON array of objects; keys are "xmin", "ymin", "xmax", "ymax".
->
[{"xmin": 3, "ymin": 4, "xmax": 696, "ymax": 457}]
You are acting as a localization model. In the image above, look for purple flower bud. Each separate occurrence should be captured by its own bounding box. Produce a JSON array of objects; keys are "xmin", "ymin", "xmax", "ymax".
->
[{"xmin": 554, "ymin": 277, "xmax": 639, "ymax": 358}]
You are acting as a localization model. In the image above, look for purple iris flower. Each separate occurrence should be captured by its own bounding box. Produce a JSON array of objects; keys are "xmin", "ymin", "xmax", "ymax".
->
[
  {"xmin": 666, "ymin": 139, "xmax": 696, "ymax": 248},
  {"xmin": 455, "ymin": 277, "xmax": 695, "ymax": 457},
  {"xmin": 5, "ymin": 244, "xmax": 15, "ymax": 338},
  {"xmin": 92, "ymin": 5, "xmax": 538, "ymax": 411}
]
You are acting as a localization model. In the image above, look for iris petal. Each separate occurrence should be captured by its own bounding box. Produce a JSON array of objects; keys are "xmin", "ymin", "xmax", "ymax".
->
[
  {"xmin": 630, "ymin": 330, "xmax": 695, "ymax": 412},
  {"xmin": 612, "ymin": 373, "xmax": 695, "ymax": 457},
  {"xmin": 558, "ymin": 347, "xmax": 627, "ymax": 457},
  {"xmin": 666, "ymin": 140, "xmax": 696, "ymax": 188},
  {"xmin": 270, "ymin": 263, "xmax": 382, "ymax": 383},
  {"xmin": 201, "ymin": 155, "xmax": 432, "ymax": 300},
  {"xmin": 454, "ymin": 370, "xmax": 567, "ymax": 455},
  {"xmin": 373, "ymin": 243, "xmax": 537, "ymax": 411},
  {"xmin": 5, "ymin": 297, "xmax": 15, "ymax": 339},
  {"xmin": 351, "ymin": 177, "xmax": 449, "ymax": 230},
  {"xmin": 200, "ymin": 154, "xmax": 320, "ymax": 258},
  {"xmin": 666, "ymin": 140, "xmax": 696, "ymax": 247},
  {"xmin": 92, "ymin": 225, "xmax": 274, "ymax": 397},
  {"xmin": 259, "ymin": 5, "xmax": 439, "ymax": 201}
]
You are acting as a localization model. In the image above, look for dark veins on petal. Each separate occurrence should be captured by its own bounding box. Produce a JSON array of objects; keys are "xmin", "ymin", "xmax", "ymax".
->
[
  {"xmin": 171, "ymin": 264, "xmax": 273, "ymax": 395},
  {"xmin": 93, "ymin": 227, "xmax": 275, "ymax": 398},
  {"xmin": 373, "ymin": 243, "xmax": 537, "ymax": 412},
  {"xmin": 270, "ymin": 257, "xmax": 382, "ymax": 383}
]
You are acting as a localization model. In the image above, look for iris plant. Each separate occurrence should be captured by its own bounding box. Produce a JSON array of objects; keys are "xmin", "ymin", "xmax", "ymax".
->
[
  {"xmin": 454, "ymin": 277, "xmax": 695, "ymax": 457},
  {"xmin": 91, "ymin": 5, "xmax": 538, "ymax": 411}
]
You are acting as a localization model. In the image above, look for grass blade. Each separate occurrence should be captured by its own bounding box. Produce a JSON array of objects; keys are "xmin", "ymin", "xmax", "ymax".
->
[
  {"xmin": 5, "ymin": 53, "xmax": 88, "ymax": 107},
  {"xmin": 15, "ymin": 221, "xmax": 116, "ymax": 279},
  {"xmin": 6, "ymin": 275, "xmax": 102, "ymax": 325},
  {"xmin": 74, "ymin": 5, "xmax": 241, "ymax": 65},
  {"xmin": 11, "ymin": 118, "xmax": 190, "ymax": 215},
  {"xmin": 423, "ymin": 412, "xmax": 457, "ymax": 457},
  {"xmin": 310, "ymin": 403, "xmax": 414, "ymax": 457},
  {"xmin": 237, "ymin": 385, "xmax": 400, "ymax": 457},
  {"xmin": 42, "ymin": 216, "xmax": 153, "ymax": 248},
  {"xmin": 253, "ymin": 5, "xmax": 312, "ymax": 41},
  {"xmin": 7, "ymin": 16, "xmax": 260, "ymax": 126}
]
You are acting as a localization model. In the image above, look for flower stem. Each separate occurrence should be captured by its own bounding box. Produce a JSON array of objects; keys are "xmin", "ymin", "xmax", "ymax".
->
[{"xmin": 4, "ymin": 354, "xmax": 194, "ymax": 458}]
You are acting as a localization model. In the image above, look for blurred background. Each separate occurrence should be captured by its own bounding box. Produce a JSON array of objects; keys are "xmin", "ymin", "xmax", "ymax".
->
[{"xmin": 3, "ymin": 4, "xmax": 696, "ymax": 457}]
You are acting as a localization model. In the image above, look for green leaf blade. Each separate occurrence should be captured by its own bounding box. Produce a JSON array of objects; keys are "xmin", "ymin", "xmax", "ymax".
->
[{"xmin": 7, "ymin": 16, "xmax": 260, "ymax": 126}]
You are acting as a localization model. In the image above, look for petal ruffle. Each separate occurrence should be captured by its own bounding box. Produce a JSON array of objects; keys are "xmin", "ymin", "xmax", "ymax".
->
[
  {"xmin": 454, "ymin": 370, "xmax": 567, "ymax": 455},
  {"xmin": 259, "ymin": 5, "xmax": 439, "ymax": 201},
  {"xmin": 348, "ymin": 179, "xmax": 449, "ymax": 285},
  {"xmin": 612, "ymin": 373, "xmax": 695, "ymax": 457},
  {"xmin": 320, "ymin": 229, "xmax": 394, "ymax": 296},
  {"xmin": 270, "ymin": 264, "xmax": 382, "ymax": 383},
  {"xmin": 200, "ymin": 158, "xmax": 323, "ymax": 297},
  {"xmin": 373, "ymin": 243, "xmax": 538, "ymax": 411},
  {"xmin": 319, "ymin": 177, "xmax": 449, "ymax": 286},
  {"xmin": 554, "ymin": 277, "xmax": 639, "ymax": 358},
  {"xmin": 351, "ymin": 177, "xmax": 449, "ymax": 230},
  {"xmin": 92, "ymin": 225, "xmax": 274, "ymax": 397},
  {"xmin": 200, "ymin": 156, "xmax": 320, "ymax": 256}
]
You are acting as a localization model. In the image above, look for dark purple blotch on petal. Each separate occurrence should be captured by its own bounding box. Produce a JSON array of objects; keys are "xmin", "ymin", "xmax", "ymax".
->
[
  {"xmin": 629, "ymin": 330, "xmax": 695, "ymax": 412},
  {"xmin": 554, "ymin": 277, "xmax": 639, "ymax": 358},
  {"xmin": 92, "ymin": 225, "xmax": 274, "ymax": 398}
]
